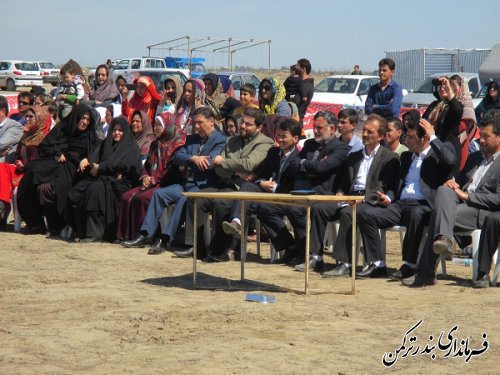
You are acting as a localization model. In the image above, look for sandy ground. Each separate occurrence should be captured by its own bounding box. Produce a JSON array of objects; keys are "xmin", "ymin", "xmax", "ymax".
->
[{"xmin": 0, "ymin": 229, "xmax": 498, "ymax": 375}]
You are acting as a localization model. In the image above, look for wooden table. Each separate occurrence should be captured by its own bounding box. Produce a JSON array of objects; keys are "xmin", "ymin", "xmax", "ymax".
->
[{"xmin": 183, "ymin": 191, "xmax": 365, "ymax": 294}]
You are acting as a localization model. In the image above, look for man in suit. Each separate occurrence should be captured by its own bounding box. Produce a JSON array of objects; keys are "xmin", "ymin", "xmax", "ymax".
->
[
  {"xmin": 356, "ymin": 118, "xmax": 457, "ymax": 279},
  {"xmin": 256, "ymin": 110, "xmax": 349, "ymax": 264},
  {"xmin": 122, "ymin": 107, "xmax": 227, "ymax": 253},
  {"xmin": 218, "ymin": 118, "xmax": 302, "ymax": 261},
  {"xmin": 175, "ymin": 107, "xmax": 274, "ymax": 261},
  {"xmin": 474, "ymin": 211, "xmax": 500, "ymax": 288},
  {"xmin": 409, "ymin": 110, "xmax": 500, "ymax": 287},
  {"xmin": 0, "ymin": 95, "xmax": 23, "ymax": 164},
  {"xmin": 301, "ymin": 114, "xmax": 400, "ymax": 275}
]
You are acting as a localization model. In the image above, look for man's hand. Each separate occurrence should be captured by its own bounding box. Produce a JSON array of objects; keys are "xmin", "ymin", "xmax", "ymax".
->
[
  {"xmin": 454, "ymin": 188, "xmax": 469, "ymax": 201},
  {"xmin": 213, "ymin": 155, "xmax": 224, "ymax": 166},
  {"xmin": 443, "ymin": 179, "xmax": 460, "ymax": 190},
  {"xmin": 419, "ymin": 118, "xmax": 436, "ymax": 138},
  {"xmin": 191, "ymin": 155, "xmax": 210, "ymax": 170},
  {"xmin": 376, "ymin": 191, "xmax": 391, "ymax": 206},
  {"xmin": 258, "ymin": 180, "xmax": 275, "ymax": 192}
]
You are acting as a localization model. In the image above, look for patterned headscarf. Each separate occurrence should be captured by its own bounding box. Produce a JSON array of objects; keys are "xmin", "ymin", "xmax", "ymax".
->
[
  {"xmin": 176, "ymin": 79, "xmax": 206, "ymax": 135},
  {"xmin": 259, "ymin": 77, "xmax": 287, "ymax": 115},
  {"xmin": 21, "ymin": 106, "xmax": 49, "ymax": 146},
  {"xmin": 203, "ymin": 73, "xmax": 228, "ymax": 120}
]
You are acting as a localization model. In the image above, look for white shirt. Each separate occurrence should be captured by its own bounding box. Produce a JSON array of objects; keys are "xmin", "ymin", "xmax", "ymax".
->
[
  {"xmin": 467, "ymin": 151, "xmax": 500, "ymax": 193},
  {"xmin": 353, "ymin": 144, "xmax": 380, "ymax": 191},
  {"xmin": 400, "ymin": 145, "xmax": 432, "ymax": 200}
]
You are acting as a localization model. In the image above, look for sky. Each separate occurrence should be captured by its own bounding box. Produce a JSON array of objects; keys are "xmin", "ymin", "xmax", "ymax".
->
[{"xmin": 4, "ymin": 0, "xmax": 499, "ymax": 73}]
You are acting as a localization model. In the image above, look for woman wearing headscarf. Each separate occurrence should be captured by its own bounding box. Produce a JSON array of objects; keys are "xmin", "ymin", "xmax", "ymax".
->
[
  {"xmin": 116, "ymin": 112, "xmax": 186, "ymax": 241},
  {"xmin": 67, "ymin": 117, "xmax": 142, "ymax": 242},
  {"xmin": 0, "ymin": 106, "xmax": 49, "ymax": 227},
  {"xmin": 422, "ymin": 76, "xmax": 463, "ymax": 175},
  {"xmin": 176, "ymin": 79, "xmax": 206, "ymax": 135},
  {"xmin": 475, "ymin": 80, "xmax": 500, "ymax": 120},
  {"xmin": 203, "ymin": 73, "xmax": 241, "ymax": 128},
  {"xmin": 258, "ymin": 77, "xmax": 291, "ymax": 117},
  {"xmin": 130, "ymin": 110, "xmax": 155, "ymax": 163},
  {"xmin": 17, "ymin": 104, "xmax": 100, "ymax": 235},
  {"xmin": 87, "ymin": 64, "xmax": 120, "ymax": 107},
  {"xmin": 121, "ymin": 75, "xmax": 161, "ymax": 123},
  {"xmin": 156, "ymin": 76, "xmax": 183, "ymax": 115}
]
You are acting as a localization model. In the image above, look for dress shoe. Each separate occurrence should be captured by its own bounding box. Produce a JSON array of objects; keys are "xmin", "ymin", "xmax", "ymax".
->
[
  {"xmin": 221, "ymin": 220, "xmax": 242, "ymax": 239},
  {"xmin": 356, "ymin": 264, "xmax": 387, "ymax": 279},
  {"xmin": 174, "ymin": 247, "xmax": 194, "ymax": 258},
  {"xmin": 20, "ymin": 225, "xmax": 47, "ymax": 235},
  {"xmin": 272, "ymin": 249, "xmax": 299, "ymax": 265},
  {"xmin": 388, "ymin": 264, "xmax": 416, "ymax": 281},
  {"xmin": 210, "ymin": 250, "xmax": 237, "ymax": 262},
  {"xmin": 322, "ymin": 263, "xmax": 351, "ymax": 278},
  {"xmin": 294, "ymin": 257, "xmax": 324, "ymax": 273},
  {"xmin": 472, "ymin": 274, "xmax": 490, "ymax": 289},
  {"xmin": 121, "ymin": 234, "xmax": 151, "ymax": 248},
  {"xmin": 402, "ymin": 273, "xmax": 437, "ymax": 287},
  {"xmin": 147, "ymin": 238, "xmax": 171, "ymax": 255},
  {"xmin": 432, "ymin": 235, "xmax": 453, "ymax": 257},
  {"xmin": 79, "ymin": 237, "xmax": 101, "ymax": 243}
]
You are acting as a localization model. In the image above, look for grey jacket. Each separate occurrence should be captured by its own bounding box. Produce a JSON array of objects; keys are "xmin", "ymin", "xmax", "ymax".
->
[{"xmin": 0, "ymin": 117, "xmax": 23, "ymax": 163}]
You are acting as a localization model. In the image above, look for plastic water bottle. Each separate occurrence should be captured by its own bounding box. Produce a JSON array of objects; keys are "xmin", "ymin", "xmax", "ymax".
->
[{"xmin": 452, "ymin": 257, "xmax": 472, "ymax": 267}]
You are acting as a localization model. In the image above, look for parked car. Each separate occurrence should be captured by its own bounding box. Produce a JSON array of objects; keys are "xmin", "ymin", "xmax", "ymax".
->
[
  {"xmin": 216, "ymin": 72, "xmax": 261, "ymax": 100},
  {"xmin": 312, "ymin": 75, "xmax": 380, "ymax": 107},
  {"xmin": 402, "ymin": 72, "xmax": 482, "ymax": 109},
  {"xmin": 119, "ymin": 69, "xmax": 189, "ymax": 93},
  {"xmin": 110, "ymin": 57, "xmax": 189, "ymax": 81},
  {"xmin": 34, "ymin": 61, "xmax": 59, "ymax": 86},
  {"xmin": 0, "ymin": 60, "xmax": 43, "ymax": 91}
]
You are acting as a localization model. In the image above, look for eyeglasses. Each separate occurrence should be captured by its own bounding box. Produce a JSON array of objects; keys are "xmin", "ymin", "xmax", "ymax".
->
[
  {"xmin": 18, "ymin": 101, "xmax": 30, "ymax": 106},
  {"xmin": 24, "ymin": 114, "xmax": 35, "ymax": 119},
  {"xmin": 112, "ymin": 129, "xmax": 124, "ymax": 133}
]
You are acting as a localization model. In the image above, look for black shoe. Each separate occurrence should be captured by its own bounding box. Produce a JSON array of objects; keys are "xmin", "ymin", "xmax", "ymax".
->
[
  {"xmin": 147, "ymin": 238, "xmax": 171, "ymax": 255},
  {"xmin": 356, "ymin": 264, "xmax": 387, "ymax": 279},
  {"xmin": 472, "ymin": 274, "xmax": 490, "ymax": 289},
  {"xmin": 121, "ymin": 234, "xmax": 151, "ymax": 248},
  {"xmin": 20, "ymin": 225, "xmax": 47, "ymax": 235},
  {"xmin": 79, "ymin": 237, "xmax": 101, "ymax": 243},
  {"xmin": 388, "ymin": 264, "xmax": 416, "ymax": 281},
  {"xmin": 174, "ymin": 247, "xmax": 194, "ymax": 258},
  {"xmin": 272, "ymin": 249, "xmax": 299, "ymax": 264},
  {"xmin": 402, "ymin": 273, "xmax": 437, "ymax": 287},
  {"xmin": 294, "ymin": 258, "xmax": 324, "ymax": 273},
  {"xmin": 322, "ymin": 263, "xmax": 351, "ymax": 278}
]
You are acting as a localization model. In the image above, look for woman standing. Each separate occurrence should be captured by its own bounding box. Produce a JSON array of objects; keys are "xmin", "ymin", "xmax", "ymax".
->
[
  {"xmin": 68, "ymin": 117, "xmax": 141, "ymax": 242},
  {"xmin": 116, "ymin": 112, "xmax": 185, "ymax": 241}
]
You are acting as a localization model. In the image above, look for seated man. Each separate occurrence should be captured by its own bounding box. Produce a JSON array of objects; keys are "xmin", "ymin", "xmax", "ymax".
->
[
  {"xmin": 357, "ymin": 118, "xmax": 456, "ymax": 279},
  {"xmin": 338, "ymin": 108, "xmax": 364, "ymax": 154},
  {"xmin": 411, "ymin": 110, "xmax": 500, "ymax": 287},
  {"xmin": 256, "ymin": 110, "xmax": 349, "ymax": 265},
  {"xmin": 299, "ymin": 114, "xmax": 400, "ymax": 274},
  {"xmin": 474, "ymin": 211, "xmax": 500, "ymax": 288},
  {"xmin": 121, "ymin": 107, "xmax": 227, "ymax": 253},
  {"xmin": 219, "ymin": 118, "xmax": 302, "ymax": 260},
  {"xmin": 175, "ymin": 107, "xmax": 274, "ymax": 261},
  {"xmin": 385, "ymin": 118, "xmax": 408, "ymax": 156}
]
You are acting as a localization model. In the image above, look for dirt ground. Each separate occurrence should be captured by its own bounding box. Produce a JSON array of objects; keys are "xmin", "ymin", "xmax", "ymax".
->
[{"xmin": 0, "ymin": 229, "xmax": 498, "ymax": 375}]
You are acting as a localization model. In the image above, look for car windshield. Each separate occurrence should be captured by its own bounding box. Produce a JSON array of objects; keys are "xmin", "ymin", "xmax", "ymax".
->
[
  {"xmin": 314, "ymin": 78, "xmax": 357, "ymax": 94},
  {"xmin": 40, "ymin": 62, "xmax": 56, "ymax": 69},
  {"xmin": 15, "ymin": 62, "xmax": 39, "ymax": 71},
  {"xmin": 476, "ymin": 83, "xmax": 489, "ymax": 99},
  {"xmin": 413, "ymin": 78, "xmax": 434, "ymax": 93}
]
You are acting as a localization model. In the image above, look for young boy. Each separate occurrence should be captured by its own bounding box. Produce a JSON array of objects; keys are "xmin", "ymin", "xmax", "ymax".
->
[
  {"xmin": 233, "ymin": 83, "xmax": 258, "ymax": 115},
  {"xmin": 54, "ymin": 65, "xmax": 85, "ymax": 119}
]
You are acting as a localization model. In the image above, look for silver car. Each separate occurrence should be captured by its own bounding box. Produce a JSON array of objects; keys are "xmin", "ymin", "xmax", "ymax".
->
[{"xmin": 0, "ymin": 60, "xmax": 43, "ymax": 91}]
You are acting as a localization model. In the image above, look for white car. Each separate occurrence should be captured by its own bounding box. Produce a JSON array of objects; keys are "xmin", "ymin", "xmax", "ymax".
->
[
  {"xmin": 111, "ymin": 57, "xmax": 190, "ymax": 81},
  {"xmin": 312, "ymin": 75, "xmax": 380, "ymax": 106},
  {"xmin": 0, "ymin": 60, "xmax": 43, "ymax": 91},
  {"xmin": 34, "ymin": 61, "xmax": 60, "ymax": 86}
]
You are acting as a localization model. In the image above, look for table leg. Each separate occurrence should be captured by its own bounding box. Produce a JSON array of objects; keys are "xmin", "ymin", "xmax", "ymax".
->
[
  {"xmin": 193, "ymin": 199, "xmax": 198, "ymax": 289},
  {"xmin": 240, "ymin": 200, "xmax": 246, "ymax": 280},
  {"xmin": 351, "ymin": 202, "xmax": 357, "ymax": 295},
  {"xmin": 305, "ymin": 206, "xmax": 311, "ymax": 295}
]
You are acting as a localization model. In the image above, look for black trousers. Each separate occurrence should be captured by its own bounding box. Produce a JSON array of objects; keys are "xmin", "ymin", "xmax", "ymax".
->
[
  {"xmin": 477, "ymin": 211, "xmax": 500, "ymax": 277},
  {"xmin": 357, "ymin": 200, "xmax": 431, "ymax": 264}
]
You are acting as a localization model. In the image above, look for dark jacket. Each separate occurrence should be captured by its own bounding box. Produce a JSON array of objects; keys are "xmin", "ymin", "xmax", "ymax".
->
[{"xmin": 254, "ymin": 146, "xmax": 300, "ymax": 193}]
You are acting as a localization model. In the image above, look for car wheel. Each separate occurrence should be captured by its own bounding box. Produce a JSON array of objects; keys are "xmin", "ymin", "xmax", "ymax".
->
[{"xmin": 6, "ymin": 79, "xmax": 16, "ymax": 91}]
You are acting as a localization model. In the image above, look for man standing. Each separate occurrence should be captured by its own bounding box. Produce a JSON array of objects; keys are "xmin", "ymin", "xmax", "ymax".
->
[
  {"xmin": 297, "ymin": 58, "xmax": 314, "ymax": 121},
  {"xmin": 385, "ymin": 118, "xmax": 408, "ymax": 156},
  {"xmin": 256, "ymin": 111, "xmax": 349, "ymax": 264},
  {"xmin": 338, "ymin": 108, "xmax": 364, "ymax": 154},
  {"xmin": 351, "ymin": 65, "xmax": 362, "ymax": 75},
  {"xmin": 410, "ymin": 110, "xmax": 500, "ymax": 287},
  {"xmin": 175, "ymin": 107, "xmax": 273, "ymax": 261},
  {"xmin": 356, "ymin": 119, "xmax": 456, "ymax": 279},
  {"xmin": 365, "ymin": 58, "xmax": 403, "ymax": 120},
  {"xmin": 122, "ymin": 107, "xmax": 227, "ymax": 253},
  {"xmin": 296, "ymin": 114, "xmax": 400, "ymax": 274}
]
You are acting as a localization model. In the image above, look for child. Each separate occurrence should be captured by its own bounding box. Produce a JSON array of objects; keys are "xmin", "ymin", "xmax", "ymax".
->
[
  {"xmin": 233, "ymin": 83, "xmax": 258, "ymax": 116},
  {"xmin": 54, "ymin": 64, "xmax": 85, "ymax": 119}
]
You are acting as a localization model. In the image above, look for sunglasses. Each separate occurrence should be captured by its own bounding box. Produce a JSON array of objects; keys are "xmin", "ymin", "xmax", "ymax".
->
[
  {"xmin": 18, "ymin": 101, "xmax": 30, "ymax": 106},
  {"xmin": 261, "ymin": 86, "xmax": 272, "ymax": 92},
  {"xmin": 24, "ymin": 114, "xmax": 35, "ymax": 119}
]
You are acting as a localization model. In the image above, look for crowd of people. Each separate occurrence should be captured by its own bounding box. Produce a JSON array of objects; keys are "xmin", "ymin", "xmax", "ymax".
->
[{"xmin": 0, "ymin": 57, "xmax": 499, "ymax": 289}]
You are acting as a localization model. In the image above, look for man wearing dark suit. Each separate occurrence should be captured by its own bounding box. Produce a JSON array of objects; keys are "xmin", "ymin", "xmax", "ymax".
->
[
  {"xmin": 301, "ymin": 114, "xmax": 400, "ymax": 275},
  {"xmin": 122, "ymin": 107, "xmax": 227, "ymax": 253},
  {"xmin": 356, "ymin": 118, "xmax": 457, "ymax": 279},
  {"xmin": 410, "ymin": 110, "xmax": 500, "ymax": 287},
  {"xmin": 256, "ymin": 110, "xmax": 349, "ymax": 264},
  {"xmin": 474, "ymin": 211, "xmax": 500, "ymax": 288},
  {"xmin": 218, "ymin": 119, "xmax": 302, "ymax": 261}
]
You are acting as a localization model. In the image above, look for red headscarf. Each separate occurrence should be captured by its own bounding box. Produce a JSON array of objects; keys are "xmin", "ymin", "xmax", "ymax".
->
[{"xmin": 123, "ymin": 75, "xmax": 161, "ymax": 123}]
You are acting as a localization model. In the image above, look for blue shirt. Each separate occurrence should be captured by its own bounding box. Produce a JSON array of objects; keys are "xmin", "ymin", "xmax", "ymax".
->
[{"xmin": 364, "ymin": 80, "xmax": 403, "ymax": 119}]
